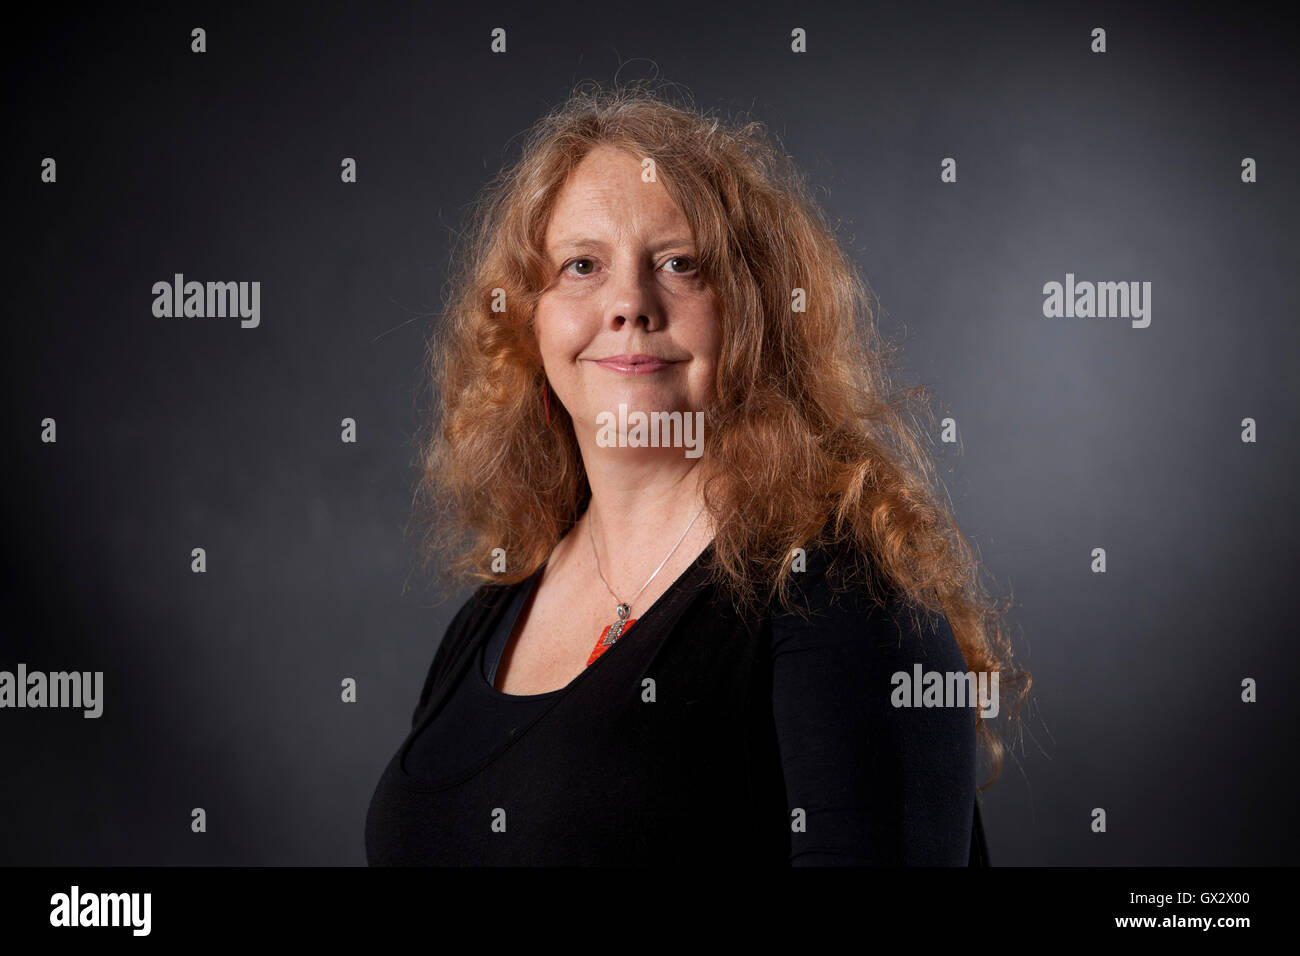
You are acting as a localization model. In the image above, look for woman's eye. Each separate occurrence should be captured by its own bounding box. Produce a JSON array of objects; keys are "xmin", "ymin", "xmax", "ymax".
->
[{"xmin": 561, "ymin": 255, "xmax": 697, "ymax": 277}]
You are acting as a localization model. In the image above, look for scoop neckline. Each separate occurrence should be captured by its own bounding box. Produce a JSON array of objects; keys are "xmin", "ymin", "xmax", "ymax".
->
[
  {"xmin": 476, "ymin": 563, "xmax": 560, "ymax": 700},
  {"xmin": 480, "ymin": 538, "xmax": 716, "ymax": 700},
  {"xmin": 395, "ymin": 539, "xmax": 716, "ymax": 790}
]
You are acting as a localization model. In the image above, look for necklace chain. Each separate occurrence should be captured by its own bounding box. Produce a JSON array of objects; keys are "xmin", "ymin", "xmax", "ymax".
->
[{"xmin": 588, "ymin": 502, "xmax": 707, "ymax": 617}]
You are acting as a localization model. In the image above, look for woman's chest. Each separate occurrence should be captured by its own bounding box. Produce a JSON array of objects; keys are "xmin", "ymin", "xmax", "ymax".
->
[
  {"xmin": 493, "ymin": 563, "xmax": 698, "ymax": 695},
  {"xmin": 372, "ymin": 623, "xmax": 789, "ymax": 865}
]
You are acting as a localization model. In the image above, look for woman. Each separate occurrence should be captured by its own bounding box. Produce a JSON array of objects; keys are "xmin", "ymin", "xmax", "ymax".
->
[{"xmin": 366, "ymin": 81, "xmax": 1029, "ymax": 866}]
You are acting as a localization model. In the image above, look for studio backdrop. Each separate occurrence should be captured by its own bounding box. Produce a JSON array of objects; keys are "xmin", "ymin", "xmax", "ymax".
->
[{"xmin": 2, "ymin": 0, "xmax": 1296, "ymax": 865}]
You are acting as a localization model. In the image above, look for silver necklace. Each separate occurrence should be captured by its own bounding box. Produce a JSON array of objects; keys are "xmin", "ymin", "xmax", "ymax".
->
[{"xmin": 586, "ymin": 502, "xmax": 707, "ymax": 655}]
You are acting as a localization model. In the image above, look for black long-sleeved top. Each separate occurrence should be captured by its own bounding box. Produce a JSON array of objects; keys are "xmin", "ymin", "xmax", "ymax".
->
[{"xmin": 365, "ymin": 530, "xmax": 987, "ymax": 865}]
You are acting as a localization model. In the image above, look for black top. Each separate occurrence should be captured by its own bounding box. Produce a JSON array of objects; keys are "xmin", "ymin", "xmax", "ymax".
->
[
  {"xmin": 366, "ymin": 529, "xmax": 987, "ymax": 866},
  {"xmin": 397, "ymin": 574, "xmax": 560, "ymax": 781}
]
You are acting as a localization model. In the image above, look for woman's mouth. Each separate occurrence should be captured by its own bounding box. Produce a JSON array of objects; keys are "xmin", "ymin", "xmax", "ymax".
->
[{"xmin": 592, "ymin": 354, "xmax": 676, "ymax": 373}]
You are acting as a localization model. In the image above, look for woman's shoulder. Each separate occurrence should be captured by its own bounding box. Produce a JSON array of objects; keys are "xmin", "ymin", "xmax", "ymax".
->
[
  {"xmin": 773, "ymin": 526, "xmax": 892, "ymax": 625},
  {"xmin": 408, "ymin": 576, "xmax": 521, "ymax": 726},
  {"xmin": 771, "ymin": 529, "xmax": 967, "ymax": 676}
]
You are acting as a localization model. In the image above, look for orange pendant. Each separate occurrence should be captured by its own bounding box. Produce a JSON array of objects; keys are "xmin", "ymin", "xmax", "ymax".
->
[{"xmin": 586, "ymin": 617, "xmax": 636, "ymax": 666}]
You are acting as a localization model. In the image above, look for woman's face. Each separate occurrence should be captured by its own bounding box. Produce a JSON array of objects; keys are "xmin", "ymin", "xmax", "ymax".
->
[{"xmin": 533, "ymin": 144, "xmax": 720, "ymax": 455}]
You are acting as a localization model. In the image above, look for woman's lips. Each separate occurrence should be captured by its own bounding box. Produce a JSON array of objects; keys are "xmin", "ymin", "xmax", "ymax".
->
[{"xmin": 592, "ymin": 355, "xmax": 675, "ymax": 373}]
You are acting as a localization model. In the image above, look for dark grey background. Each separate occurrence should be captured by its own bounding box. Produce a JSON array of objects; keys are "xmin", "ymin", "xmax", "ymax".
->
[{"xmin": 2, "ymin": 0, "xmax": 1296, "ymax": 865}]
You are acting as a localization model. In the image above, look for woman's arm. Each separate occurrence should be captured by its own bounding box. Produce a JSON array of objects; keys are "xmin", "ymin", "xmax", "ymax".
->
[{"xmin": 771, "ymin": 544, "xmax": 978, "ymax": 865}]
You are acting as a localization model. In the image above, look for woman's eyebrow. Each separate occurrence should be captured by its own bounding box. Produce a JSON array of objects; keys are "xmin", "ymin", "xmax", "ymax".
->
[{"xmin": 549, "ymin": 236, "xmax": 697, "ymax": 254}]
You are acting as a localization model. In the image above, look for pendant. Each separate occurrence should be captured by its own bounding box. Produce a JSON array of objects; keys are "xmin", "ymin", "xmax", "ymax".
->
[{"xmin": 586, "ymin": 602, "xmax": 635, "ymax": 666}]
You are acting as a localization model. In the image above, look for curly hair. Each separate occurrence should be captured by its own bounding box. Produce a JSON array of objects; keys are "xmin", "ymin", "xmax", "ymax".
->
[{"xmin": 407, "ymin": 79, "xmax": 1030, "ymax": 788}]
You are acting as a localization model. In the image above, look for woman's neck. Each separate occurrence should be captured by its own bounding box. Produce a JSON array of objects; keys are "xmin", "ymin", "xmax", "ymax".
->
[{"xmin": 562, "ymin": 455, "xmax": 716, "ymax": 592}]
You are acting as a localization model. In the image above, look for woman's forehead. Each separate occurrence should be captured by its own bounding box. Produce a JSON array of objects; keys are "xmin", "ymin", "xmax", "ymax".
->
[{"xmin": 545, "ymin": 154, "xmax": 692, "ymax": 247}]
